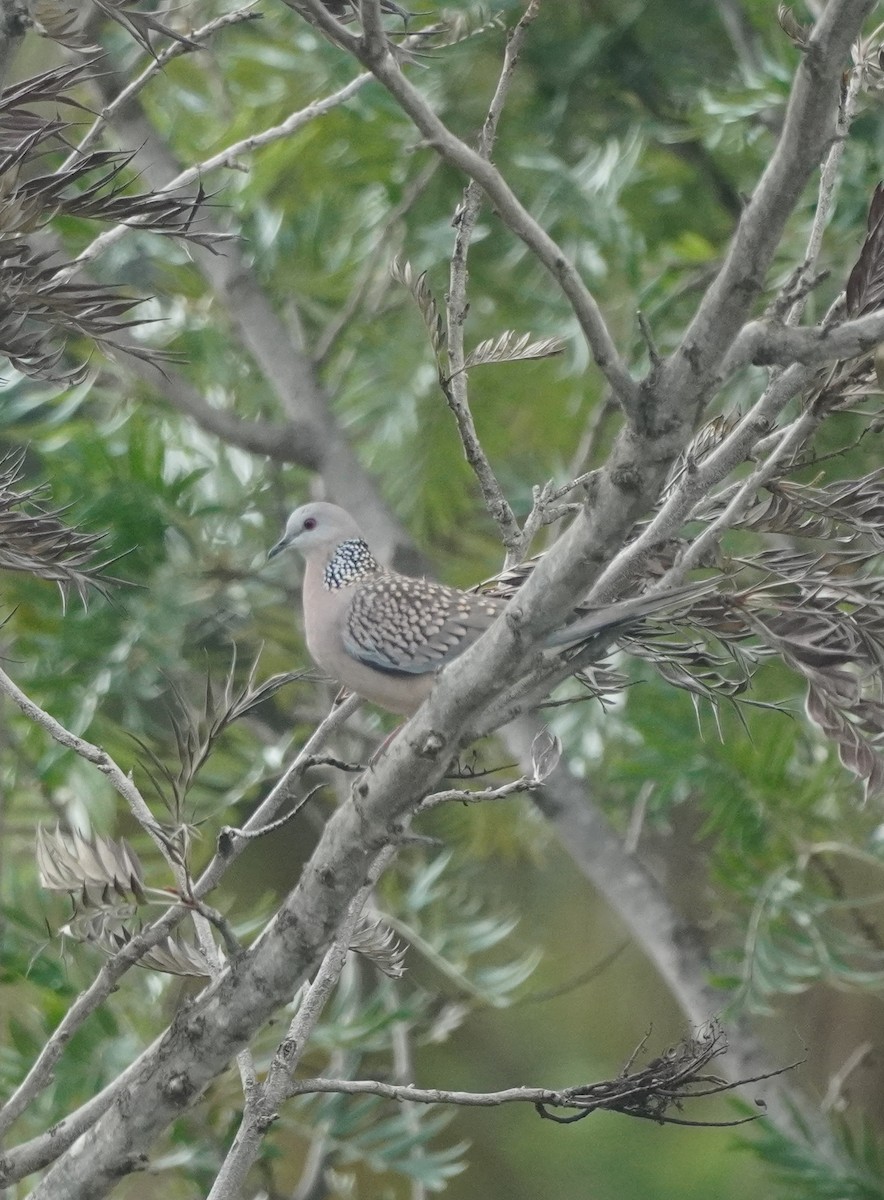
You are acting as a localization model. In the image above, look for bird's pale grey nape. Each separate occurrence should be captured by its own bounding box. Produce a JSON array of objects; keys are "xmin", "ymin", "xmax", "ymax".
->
[{"xmin": 269, "ymin": 501, "xmax": 706, "ymax": 717}]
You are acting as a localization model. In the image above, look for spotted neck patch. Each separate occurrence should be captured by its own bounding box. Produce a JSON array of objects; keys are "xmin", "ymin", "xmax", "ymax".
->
[{"xmin": 324, "ymin": 538, "xmax": 380, "ymax": 590}]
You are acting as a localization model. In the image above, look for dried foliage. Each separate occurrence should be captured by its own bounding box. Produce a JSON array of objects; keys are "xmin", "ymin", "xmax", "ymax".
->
[
  {"xmin": 35, "ymin": 0, "xmax": 202, "ymax": 56},
  {"xmin": 0, "ymin": 62, "xmax": 226, "ymax": 382},
  {"xmin": 132, "ymin": 651, "xmax": 304, "ymax": 820},
  {"xmin": 37, "ymin": 824, "xmax": 146, "ymax": 907},
  {"xmin": 391, "ymin": 258, "xmax": 563, "ymax": 377},
  {"xmin": 90, "ymin": 0, "xmax": 202, "ymax": 56},
  {"xmin": 776, "ymin": 4, "xmax": 812, "ymax": 49},
  {"xmin": 461, "ymin": 330, "xmax": 565, "ymax": 371},
  {"xmin": 530, "ymin": 729, "xmax": 562, "ymax": 780},
  {"xmin": 36, "ymin": 825, "xmax": 215, "ymax": 976},
  {"xmin": 629, "ymin": 564, "xmax": 884, "ymax": 800},
  {"xmin": 662, "ymin": 412, "xmax": 742, "ymax": 503},
  {"xmin": 391, "ymin": 256, "xmax": 446, "ymax": 358},
  {"xmin": 473, "ymin": 464, "xmax": 884, "ymax": 795},
  {"xmin": 349, "ymin": 918, "xmax": 408, "ymax": 978},
  {"xmin": 319, "ymin": 0, "xmax": 414, "ymax": 22},
  {"xmin": 535, "ymin": 1023, "xmax": 783, "ymax": 1127},
  {"xmin": 846, "ymin": 182, "xmax": 884, "ymax": 317},
  {"xmin": 70, "ymin": 912, "xmax": 215, "ymax": 977},
  {"xmin": 0, "ymin": 454, "xmax": 118, "ymax": 602}
]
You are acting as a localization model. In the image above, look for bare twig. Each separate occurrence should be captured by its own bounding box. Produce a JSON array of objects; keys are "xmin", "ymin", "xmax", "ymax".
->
[
  {"xmin": 70, "ymin": 73, "xmax": 374, "ymax": 275},
  {"xmin": 285, "ymin": 0, "xmax": 642, "ymax": 415},
  {"xmin": 784, "ymin": 55, "xmax": 865, "ymax": 327},
  {"xmin": 275, "ymin": 1024, "xmax": 786, "ymax": 1128},
  {"xmin": 587, "ymin": 362, "xmax": 816, "ymax": 602},
  {"xmin": 60, "ymin": 6, "xmax": 263, "ymax": 170},
  {"xmin": 441, "ymin": 1, "xmax": 541, "ymax": 555},
  {"xmin": 0, "ymin": 665, "xmax": 178, "ymax": 873},
  {"xmin": 416, "ymin": 774, "xmax": 534, "ymax": 813}
]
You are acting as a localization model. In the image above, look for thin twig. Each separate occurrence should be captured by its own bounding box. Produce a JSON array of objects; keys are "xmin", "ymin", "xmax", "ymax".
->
[
  {"xmin": 60, "ymin": 6, "xmax": 263, "ymax": 171},
  {"xmin": 69, "ymin": 73, "xmax": 374, "ymax": 275},
  {"xmin": 0, "ymin": 665, "xmax": 178, "ymax": 874},
  {"xmin": 586, "ymin": 361, "xmax": 817, "ymax": 602},
  {"xmin": 0, "ymin": 906, "xmax": 189, "ymax": 1139},
  {"xmin": 668, "ymin": 405, "xmax": 824, "ymax": 581},
  {"xmin": 287, "ymin": 0, "xmax": 642, "ymax": 415},
  {"xmin": 416, "ymin": 774, "xmax": 537, "ymax": 813},
  {"xmin": 785, "ymin": 56, "xmax": 865, "ymax": 327},
  {"xmin": 441, "ymin": 2, "xmax": 541, "ymax": 556}
]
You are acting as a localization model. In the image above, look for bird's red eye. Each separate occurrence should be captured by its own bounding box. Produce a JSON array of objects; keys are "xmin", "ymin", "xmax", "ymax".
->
[{"xmin": 303, "ymin": 517, "xmax": 317, "ymax": 531}]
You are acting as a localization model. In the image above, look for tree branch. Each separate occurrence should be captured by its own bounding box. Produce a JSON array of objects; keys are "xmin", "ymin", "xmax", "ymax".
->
[
  {"xmin": 440, "ymin": 2, "xmax": 540, "ymax": 554},
  {"xmin": 206, "ymin": 850, "xmax": 394, "ymax": 1200},
  {"xmin": 657, "ymin": 0, "xmax": 876, "ymax": 408},
  {"xmin": 586, "ymin": 362, "xmax": 817, "ymax": 602},
  {"xmin": 60, "ymin": 5, "xmax": 263, "ymax": 169},
  {"xmin": 735, "ymin": 308, "xmax": 884, "ymax": 368},
  {"xmin": 274, "ymin": 1021, "xmax": 783, "ymax": 1128},
  {"xmin": 285, "ymin": 0, "xmax": 642, "ymax": 416},
  {"xmin": 0, "ymin": 664, "xmax": 177, "ymax": 872},
  {"xmin": 71, "ymin": 72, "xmax": 373, "ymax": 274},
  {"xmin": 0, "ymin": 698, "xmax": 357, "ymax": 1183},
  {"xmin": 83, "ymin": 60, "xmax": 417, "ymax": 567}
]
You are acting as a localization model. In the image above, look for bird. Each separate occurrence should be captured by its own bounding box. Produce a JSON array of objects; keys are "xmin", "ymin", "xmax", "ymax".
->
[{"xmin": 269, "ymin": 502, "xmax": 709, "ymax": 717}]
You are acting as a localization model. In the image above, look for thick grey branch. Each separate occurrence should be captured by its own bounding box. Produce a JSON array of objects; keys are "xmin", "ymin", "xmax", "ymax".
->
[
  {"xmin": 658, "ymin": 0, "xmax": 876, "ymax": 407},
  {"xmin": 737, "ymin": 309, "xmax": 884, "ymax": 367}
]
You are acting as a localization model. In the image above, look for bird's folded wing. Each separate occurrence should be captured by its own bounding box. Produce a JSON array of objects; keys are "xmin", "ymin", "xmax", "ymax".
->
[{"xmin": 343, "ymin": 574, "xmax": 505, "ymax": 675}]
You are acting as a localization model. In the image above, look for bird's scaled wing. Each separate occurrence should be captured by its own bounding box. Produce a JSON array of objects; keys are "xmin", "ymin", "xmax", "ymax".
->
[{"xmin": 343, "ymin": 573, "xmax": 505, "ymax": 675}]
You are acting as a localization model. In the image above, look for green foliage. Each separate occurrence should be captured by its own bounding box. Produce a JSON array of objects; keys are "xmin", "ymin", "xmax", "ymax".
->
[{"xmin": 748, "ymin": 1104, "xmax": 884, "ymax": 1200}]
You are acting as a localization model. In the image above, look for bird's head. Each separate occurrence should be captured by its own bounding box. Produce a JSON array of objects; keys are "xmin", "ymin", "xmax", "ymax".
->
[{"xmin": 268, "ymin": 502, "xmax": 364, "ymax": 561}]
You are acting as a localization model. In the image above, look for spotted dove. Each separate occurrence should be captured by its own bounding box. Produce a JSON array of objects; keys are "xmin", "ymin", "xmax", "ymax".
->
[{"xmin": 269, "ymin": 502, "xmax": 706, "ymax": 716}]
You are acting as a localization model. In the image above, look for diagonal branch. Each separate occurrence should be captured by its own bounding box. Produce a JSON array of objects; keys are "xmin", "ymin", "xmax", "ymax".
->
[
  {"xmin": 206, "ymin": 845, "xmax": 396, "ymax": 1200},
  {"xmin": 70, "ymin": 72, "xmax": 374, "ymax": 274},
  {"xmin": 440, "ymin": 2, "xmax": 541, "ymax": 554},
  {"xmin": 61, "ymin": 5, "xmax": 263, "ymax": 168},
  {"xmin": 285, "ymin": 0, "xmax": 642, "ymax": 417},
  {"xmin": 0, "ymin": 696, "xmax": 358, "ymax": 1172},
  {"xmin": 657, "ymin": 0, "xmax": 877, "ymax": 409}
]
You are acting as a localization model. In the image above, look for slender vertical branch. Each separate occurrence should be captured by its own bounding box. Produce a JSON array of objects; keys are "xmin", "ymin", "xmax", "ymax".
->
[
  {"xmin": 442, "ymin": 2, "xmax": 541, "ymax": 555},
  {"xmin": 786, "ymin": 57, "xmax": 865, "ymax": 326},
  {"xmin": 286, "ymin": 0, "xmax": 643, "ymax": 415}
]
